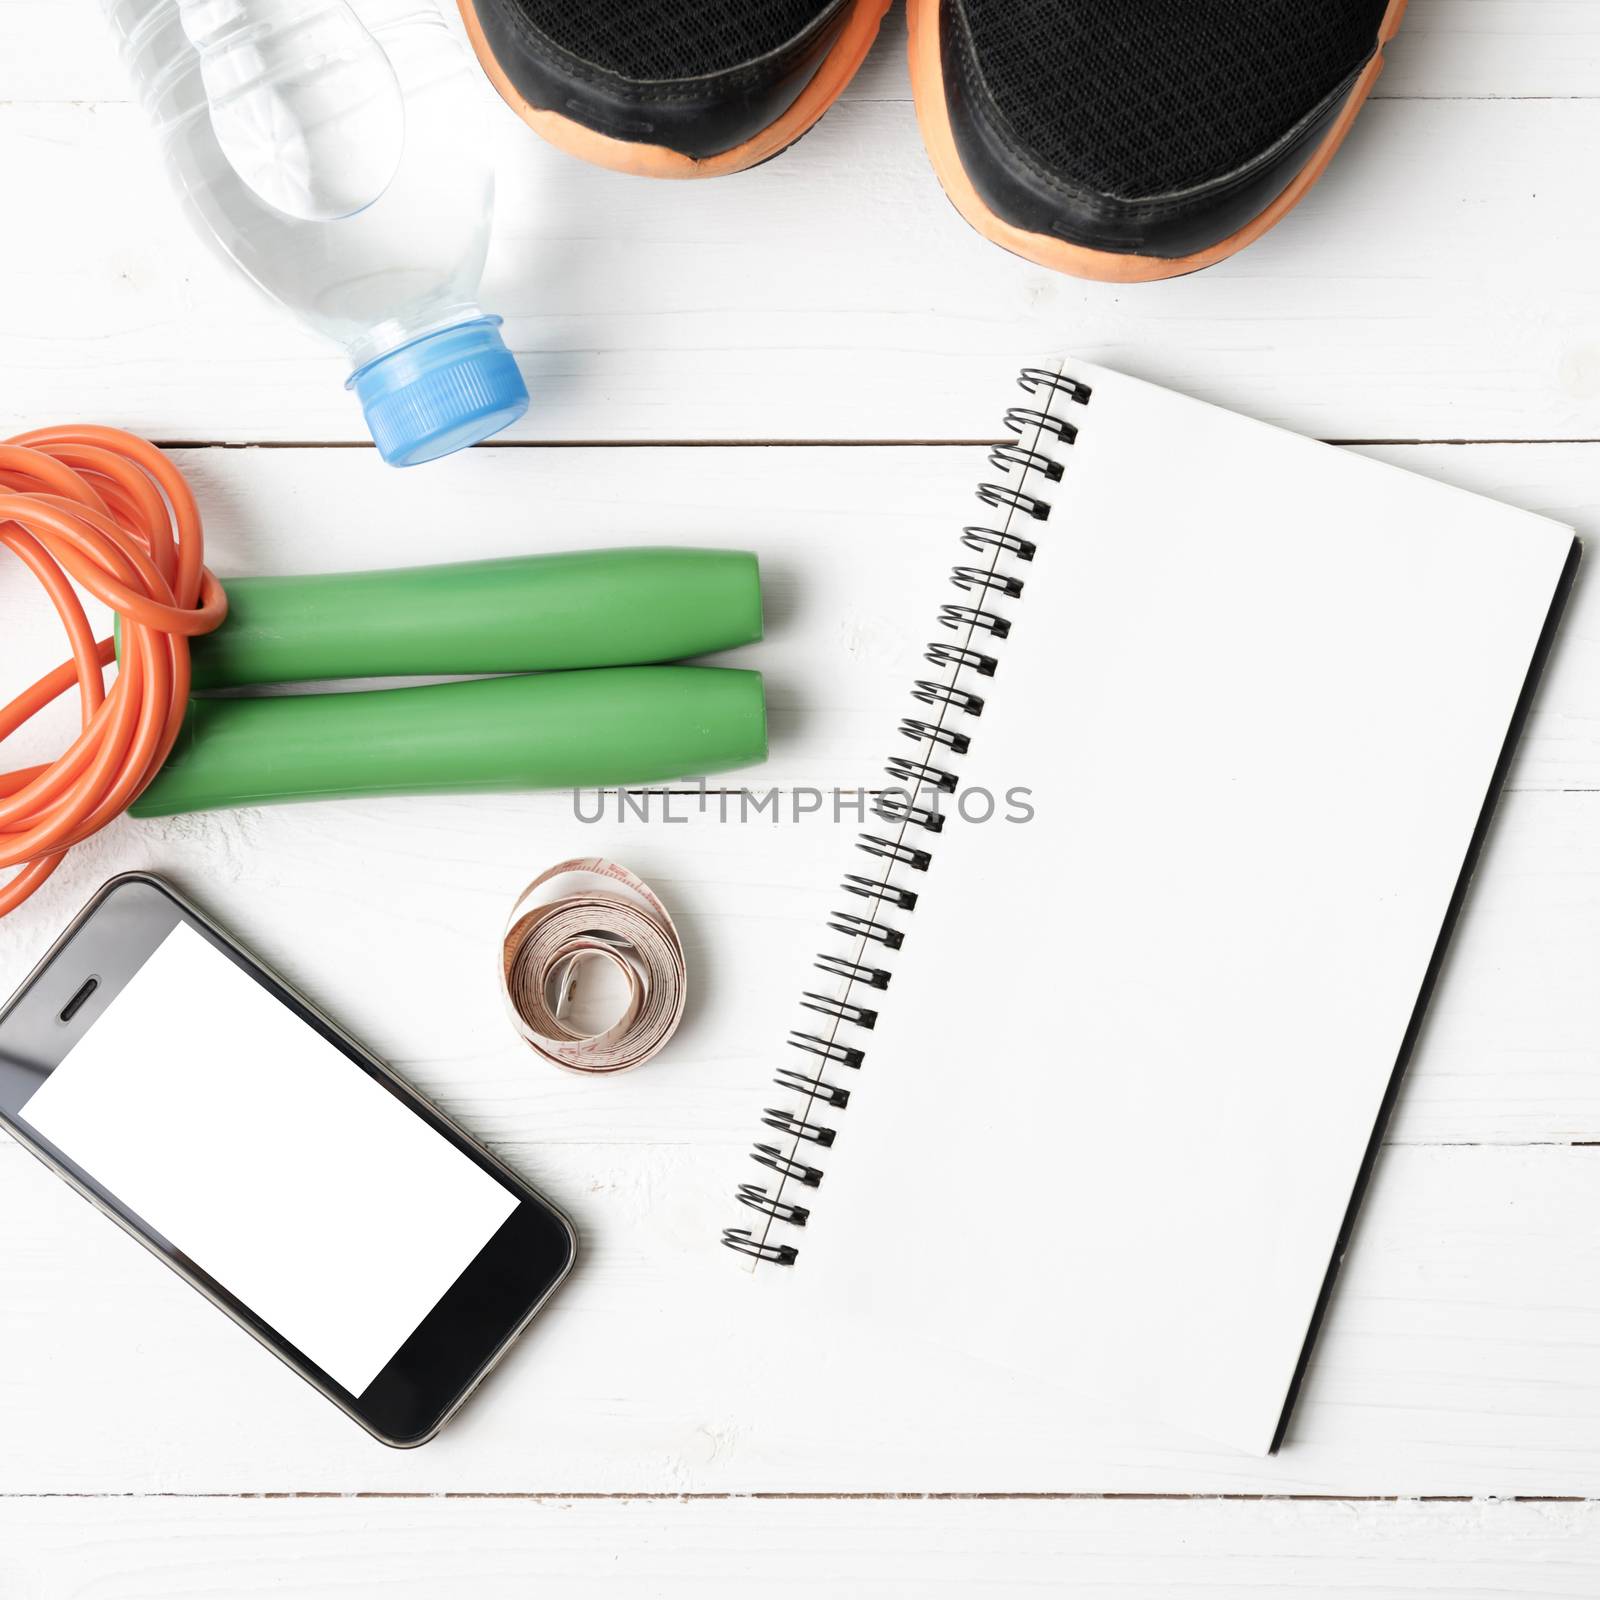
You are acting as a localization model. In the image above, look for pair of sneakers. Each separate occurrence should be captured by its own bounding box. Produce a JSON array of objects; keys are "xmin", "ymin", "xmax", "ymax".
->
[{"xmin": 459, "ymin": 0, "xmax": 1407, "ymax": 281}]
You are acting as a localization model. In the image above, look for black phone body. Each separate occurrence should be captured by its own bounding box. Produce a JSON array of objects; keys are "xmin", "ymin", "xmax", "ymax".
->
[{"xmin": 0, "ymin": 873, "xmax": 576, "ymax": 1447}]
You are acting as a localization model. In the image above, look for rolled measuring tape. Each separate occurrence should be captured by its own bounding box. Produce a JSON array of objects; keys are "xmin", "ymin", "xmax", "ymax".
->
[{"xmin": 501, "ymin": 859, "xmax": 687, "ymax": 1074}]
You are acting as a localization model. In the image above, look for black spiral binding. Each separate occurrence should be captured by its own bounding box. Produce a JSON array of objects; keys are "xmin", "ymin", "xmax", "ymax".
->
[{"xmin": 722, "ymin": 364, "xmax": 1091, "ymax": 1266}]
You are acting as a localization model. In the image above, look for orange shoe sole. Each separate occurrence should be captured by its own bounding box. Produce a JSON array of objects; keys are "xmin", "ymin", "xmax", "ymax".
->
[
  {"xmin": 459, "ymin": 0, "xmax": 894, "ymax": 179},
  {"xmin": 907, "ymin": 0, "xmax": 1410, "ymax": 282}
]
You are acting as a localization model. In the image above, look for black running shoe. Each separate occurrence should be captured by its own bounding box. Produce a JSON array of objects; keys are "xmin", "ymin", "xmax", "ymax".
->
[
  {"xmin": 459, "ymin": 0, "xmax": 892, "ymax": 177},
  {"xmin": 908, "ymin": 0, "xmax": 1407, "ymax": 280}
]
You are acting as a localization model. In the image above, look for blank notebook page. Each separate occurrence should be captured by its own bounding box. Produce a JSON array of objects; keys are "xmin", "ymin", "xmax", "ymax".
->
[{"xmin": 808, "ymin": 360, "xmax": 1577, "ymax": 1455}]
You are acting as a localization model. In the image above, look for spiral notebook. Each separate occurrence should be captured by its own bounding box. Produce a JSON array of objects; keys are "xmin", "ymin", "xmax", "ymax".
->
[{"xmin": 723, "ymin": 359, "xmax": 1580, "ymax": 1455}]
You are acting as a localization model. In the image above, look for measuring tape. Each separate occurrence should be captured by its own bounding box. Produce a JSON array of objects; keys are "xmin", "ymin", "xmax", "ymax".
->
[{"xmin": 501, "ymin": 859, "xmax": 687, "ymax": 1074}]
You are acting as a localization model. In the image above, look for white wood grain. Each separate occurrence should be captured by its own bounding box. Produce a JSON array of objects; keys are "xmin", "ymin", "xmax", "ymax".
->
[
  {"xmin": 2, "ymin": 92, "xmax": 1598, "ymax": 443},
  {"xmin": 1, "ymin": 443, "xmax": 1595, "ymax": 1166},
  {"xmin": 5, "ymin": 442, "xmax": 1595, "ymax": 791},
  {"xmin": 3, "ymin": 5, "xmax": 1599, "ymax": 1585},
  {"xmin": 7, "ymin": 2, "xmax": 1600, "ymax": 104},
  {"xmin": 3, "ymin": 442, "xmax": 1598, "ymax": 1138},
  {"xmin": 4, "ymin": 1134, "xmax": 1600, "ymax": 1494},
  {"xmin": 3, "ymin": 441, "xmax": 1596, "ymax": 1503},
  {"xmin": 3, "ymin": 789, "xmax": 1598, "ymax": 1155},
  {"xmin": 4, "ymin": 1495, "xmax": 1600, "ymax": 1600}
]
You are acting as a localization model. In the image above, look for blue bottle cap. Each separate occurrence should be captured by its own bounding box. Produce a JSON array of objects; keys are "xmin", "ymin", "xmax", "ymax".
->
[{"xmin": 350, "ymin": 315, "xmax": 529, "ymax": 467}]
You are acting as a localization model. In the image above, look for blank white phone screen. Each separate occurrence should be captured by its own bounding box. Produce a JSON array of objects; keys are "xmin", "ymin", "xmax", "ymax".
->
[{"xmin": 19, "ymin": 922, "xmax": 519, "ymax": 1397}]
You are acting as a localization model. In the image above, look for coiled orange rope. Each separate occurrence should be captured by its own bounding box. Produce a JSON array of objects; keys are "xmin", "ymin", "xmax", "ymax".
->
[{"xmin": 0, "ymin": 427, "xmax": 226, "ymax": 918}]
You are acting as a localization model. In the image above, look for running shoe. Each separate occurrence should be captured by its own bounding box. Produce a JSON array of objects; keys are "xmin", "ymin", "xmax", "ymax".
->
[
  {"xmin": 460, "ymin": 0, "xmax": 892, "ymax": 177},
  {"xmin": 908, "ymin": 0, "xmax": 1408, "ymax": 280}
]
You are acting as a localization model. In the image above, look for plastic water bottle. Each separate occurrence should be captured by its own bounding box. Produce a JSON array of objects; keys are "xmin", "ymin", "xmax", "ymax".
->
[{"xmin": 100, "ymin": 0, "xmax": 529, "ymax": 466}]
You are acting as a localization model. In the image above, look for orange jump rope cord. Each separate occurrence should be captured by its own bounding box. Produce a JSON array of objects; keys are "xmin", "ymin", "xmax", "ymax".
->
[{"xmin": 0, "ymin": 426, "xmax": 226, "ymax": 918}]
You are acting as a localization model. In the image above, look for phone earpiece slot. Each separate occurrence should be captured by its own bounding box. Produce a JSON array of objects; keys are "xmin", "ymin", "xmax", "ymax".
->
[{"xmin": 58, "ymin": 977, "xmax": 99, "ymax": 1024}]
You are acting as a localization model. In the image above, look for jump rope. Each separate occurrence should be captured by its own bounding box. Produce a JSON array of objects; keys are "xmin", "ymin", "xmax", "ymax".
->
[
  {"xmin": 2, "ymin": 428, "xmax": 739, "ymax": 1068},
  {"xmin": 0, "ymin": 427, "xmax": 224, "ymax": 919}
]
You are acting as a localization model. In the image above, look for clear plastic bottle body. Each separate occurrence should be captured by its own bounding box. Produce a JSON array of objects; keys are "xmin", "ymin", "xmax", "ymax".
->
[{"xmin": 102, "ymin": 0, "xmax": 527, "ymax": 464}]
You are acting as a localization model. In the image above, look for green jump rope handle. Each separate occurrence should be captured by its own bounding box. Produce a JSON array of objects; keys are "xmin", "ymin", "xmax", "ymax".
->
[
  {"xmin": 170, "ymin": 548, "xmax": 762, "ymax": 690},
  {"xmin": 129, "ymin": 666, "xmax": 767, "ymax": 817}
]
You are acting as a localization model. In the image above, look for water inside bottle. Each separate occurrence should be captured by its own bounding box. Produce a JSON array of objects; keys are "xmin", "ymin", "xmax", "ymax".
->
[
  {"xmin": 178, "ymin": 0, "xmax": 405, "ymax": 222},
  {"xmin": 105, "ymin": 0, "xmax": 527, "ymax": 458}
]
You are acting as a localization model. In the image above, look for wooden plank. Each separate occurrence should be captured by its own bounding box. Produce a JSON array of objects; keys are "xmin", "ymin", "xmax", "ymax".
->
[
  {"xmin": 3, "ymin": 444, "xmax": 1597, "ymax": 1152},
  {"xmin": 2, "ymin": 785, "xmax": 1597, "ymax": 1153},
  {"xmin": 2, "ymin": 0, "xmax": 1594, "ymax": 1549},
  {"xmin": 3, "ymin": 1142, "xmax": 1600, "ymax": 1492},
  {"xmin": 6, "ymin": 1, "xmax": 1599, "ymax": 105},
  {"xmin": 2, "ymin": 95, "xmax": 1598, "ymax": 443},
  {"xmin": 5, "ymin": 442, "xmax": 1597, "ymax": 796},
  {"xmin": 1356, "ymin": 0, "xmax": 1600, "ymax": 99},
  {"xmin": 4, "ymin": 1495, "xmax": 1600, "ymax": 1599}
]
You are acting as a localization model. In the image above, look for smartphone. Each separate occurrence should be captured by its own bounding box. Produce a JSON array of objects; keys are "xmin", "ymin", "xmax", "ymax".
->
[{"xmin": 0, "ymin": 873, "xmax": 576, "ymax": 1447}]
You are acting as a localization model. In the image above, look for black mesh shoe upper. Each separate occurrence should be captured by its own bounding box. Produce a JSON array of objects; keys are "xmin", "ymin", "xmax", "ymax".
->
[
  {"xmin": 954, "ymin": 0, "xmax": 1390, "ymax": 200},
  {"xmin": 505, "ymin": 0, "xmax": 844, "ymax": 82},
  {"xmin": 473, "ymin": 0, "xmax": 852, "ymax": 159},
  {"xmin": 940, "ymin": 0, "xmax": 1393, "ymax": 258}
]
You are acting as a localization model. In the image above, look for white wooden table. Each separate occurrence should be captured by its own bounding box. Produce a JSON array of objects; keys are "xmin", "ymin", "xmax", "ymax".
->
[{"xmin": 4, "ymin": 3, "xmax": 1600, "ymax": 1593}]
